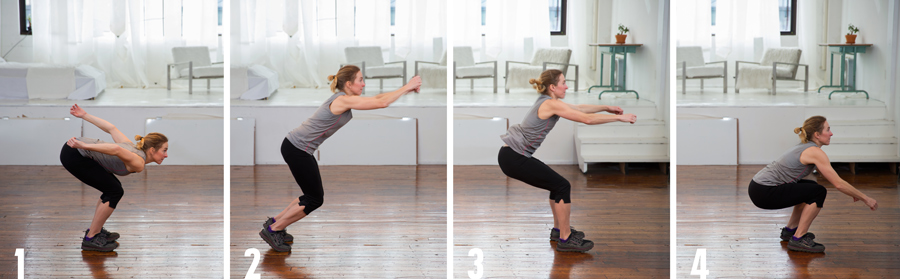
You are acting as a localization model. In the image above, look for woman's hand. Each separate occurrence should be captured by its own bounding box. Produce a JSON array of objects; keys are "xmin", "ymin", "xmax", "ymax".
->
[
  {"xmin": 70, "ymin": 104, "xmax": 87, "ymax": 118},
  {"xmin": 606, "ymin": 106, "xmax": 624, "ymax": 115},
  {"xmin": 66, "ymin": 137, "xmax": 85, "ymax": 149},
  {"xmin": 405, "ymin": 76, "xmax": 422, "ymax": 93},
  {"xmin": 863, "ymin": 197, "xmax": 878, "ymax": 211},
  {"xmin": 619, "ymin": 114, "xmax": 637, "ymax": 124}
]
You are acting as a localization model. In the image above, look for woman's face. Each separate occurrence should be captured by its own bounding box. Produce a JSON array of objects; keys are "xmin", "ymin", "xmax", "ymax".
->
[
  {"xmin": 814, "ymin": 121, "xmax": 833, "ymax": 146},
  {"xmin": 549, "ymin": 74, "xmax": 568, "ymax": 99},
  {"xmin": 344, "ymin": 71, "xmax": 366, "ymax": 96},
  {"xmin": 148, "ymin": 142, "xmax": 169, "ymax": 164}
]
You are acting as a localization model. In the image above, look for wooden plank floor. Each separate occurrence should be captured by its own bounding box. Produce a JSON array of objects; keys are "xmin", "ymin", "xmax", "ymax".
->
[
  {"xmin": 230, "ymin": 165, "xmax": 446, "ymax": 278},
  {"xmin": 0, "ymin": 165, "xmax": 224, "ymax": 278},
  {"xmin": 677, "ymin": 165, "xmax": 900, "ymax": 278},
  {"xmin": 454, "ymin": 163, "xmax": 670, "ymax": 279}
]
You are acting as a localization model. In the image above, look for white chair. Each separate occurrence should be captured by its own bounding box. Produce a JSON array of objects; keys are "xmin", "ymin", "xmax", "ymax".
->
[
  {"xmin": 168, "ymin": 46, "xmax": 224, "ymax": 94},
  {"xmin": 735, "ymin": 48, "xmax": 808, "ymax": 94},
  {"xmin": 676, "ymin": 46, "xmax": 727, "ymax": 94},
  {"xmin": 344, "ymin": 46, "xmax": 406, "ymax": 94},
  {"xmin": 505, "ymin": 48, "xmax": 578, "ymax": 93},
  {"xmin": 414, "ymin": 52, "xmax": 447, "ymax": 90}
]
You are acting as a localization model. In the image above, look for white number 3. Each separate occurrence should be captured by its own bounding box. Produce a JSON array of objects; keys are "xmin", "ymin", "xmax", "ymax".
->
[{"xmin": 468, "ymin": 248, "xmax": 483, "ymax": 279}]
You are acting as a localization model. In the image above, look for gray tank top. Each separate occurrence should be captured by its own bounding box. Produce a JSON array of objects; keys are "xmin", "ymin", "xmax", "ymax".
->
[
  {"xmin": 500, "ymin": 94, "xmax": 560, "ymax": 157},
  {"xmin": 75, "ymin": 137, "xmax": 147, "ymax": 176},
  {"xmin": 287, "ymin": 92, "xmax": 354, "ymax": 155},
  {"xmin": 752, "ymin": 142, "xmax": 819, "ymax": 186}
]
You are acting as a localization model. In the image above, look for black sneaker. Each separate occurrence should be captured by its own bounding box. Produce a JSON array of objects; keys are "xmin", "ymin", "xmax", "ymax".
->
[
  {"xmin": 82, "ymin": 234, "xmax": 118, "ymax": 252},
  {"xmin": 787, "ymin": 233, "xmax": 825, "ymax": 253},
  {"xmin": 86, "ymin": 228, "xmax": 120, "ymax": 242},
  {"xmin": 780, "ymin": 227, "xmax": 815, "ymax": 242},
  {"xmin": 259, "ymin": 227, "xmax": 291, "ymax": 252},
  {"xmin": 264, "ymin": 217, "xmax": 293, "ymax": 243},
  {"xmin": 555, "ymin": 232, "xmax": 594, "ymax": 252},
  {"xmin": 550, "ymin": 227, "xmax": 585, "ymax": 241}
]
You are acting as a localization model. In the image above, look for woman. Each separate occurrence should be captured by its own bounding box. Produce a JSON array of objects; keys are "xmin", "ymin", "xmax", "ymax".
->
[
  {"xmin": 497, "ymin": 69, "xmax": 637, "ymax": 252},
  {"xmin": 749, "ymin": 116, "xmax": 878, "ymax": 253},
  {"xmin": 260, "ymin": 65, "xmax": 421, "ymax": 252},
  {"xmin": 60, "ymin": 104, "xmax": 169, "ymax": 252}
]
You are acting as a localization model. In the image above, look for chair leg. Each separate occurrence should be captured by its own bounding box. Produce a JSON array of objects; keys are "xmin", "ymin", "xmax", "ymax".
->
[
  {"xmin": 493, "ymin": 75, "xmax": 497, "ymax": 93},
  {"xmin": 189, "ymin": 61, "xmax": 193, "ymax": 94},
  {"xmin": 470, "ymin": 79, "xmax": 474, "ymax": 90},
  {"xmin": 723, "ymin": 65, "xmax": 728, "ymax": 94},
  {"xmin": 380, "ymin": 79, "xmax": 383, "ymax": 93},
  {"xmin": 701, "ymin": 79, "xmax": 704, "ymax": 90},
  {"xmin": 167, "ymin": 66, "xmax": 171, "ymax": 90},
  {"xmin": 207, "ymin": 79, "xmax": 210, "ymax": 90},
  {"xmin": 682, "ymin": 77, "xmax": 686, "ymax": 94}
]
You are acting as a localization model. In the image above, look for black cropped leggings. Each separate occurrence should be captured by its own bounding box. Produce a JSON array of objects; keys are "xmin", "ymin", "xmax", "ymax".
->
[
  {"xmin": 59, "ymin": 143, "xmax": 124, "ymax": 209},
  {"xmin": 497, "ymin": 146, "xmax": 572, "ymax": 203},
  {"xmin": 748, "ymin": 179, "xmax": 827, "ymax": 209},
  {"xmin": 281, "ymin": 138, "xmax": 324, "ymax": 215}
]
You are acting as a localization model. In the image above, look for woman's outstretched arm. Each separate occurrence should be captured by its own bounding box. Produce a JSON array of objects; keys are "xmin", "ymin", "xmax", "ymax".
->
[
  {"xmin": 801, "ymin": 147, "xmax": 878, "ymax": 210},
  {"xmin": 70, "ymin": 104, "xmax": 131, "ymax": 144},
  {"xmin": 331, "ymin": 76, "xmax": 422, "ymax": 112}
]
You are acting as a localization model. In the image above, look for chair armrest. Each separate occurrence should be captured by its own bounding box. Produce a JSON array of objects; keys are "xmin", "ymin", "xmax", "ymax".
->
[
  {"xmin": 735, "ymin": 61, "xmax": 759, "ymax": 66},
  {"xmin": 212, "ymin": 62, "xmax": 223, "ymax": 65},
  {"xmin": 385, "ymin": 61, "xmax": 407, "ymax": 66},
  {"xmin": 772, "ymin": 62, "xmax": 808, "ymax": 67},
  {"xmin": 475, "ymin": 61, "xmax": 498, "ymax": 66},
  {"xmin": 168, "ymin": 61, "xmax": 192, "ymax": 67},
  {"xmin": 704, "ymin": 61, "xmax": 726, "ymax": 65},
  {"xmin": 506, "ymin": 61, "xmax": 530, "ymax": 66},
  {"xmin": 415, "ymin": 61, "xmax": 441, "ymax": 66}
]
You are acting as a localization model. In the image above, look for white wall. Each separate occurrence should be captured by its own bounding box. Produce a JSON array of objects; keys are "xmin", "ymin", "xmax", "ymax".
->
[
  {"xmin": 1, "ymin": 0, "xmax": 34, "ymax": 62},
  {"xmin": 231, "ymin": 106, "xmax": 447, "ymax": 165},
  {"xmin": 456, "ymin": 107, "xmax": 578, "ymax": 164},
  {"xmin": 611, "ymin": 0, "xmax": 662, "ymax": 105},
  {"xmin": 841, "ymin": 0, "xmax": 890, "ymax": 103}
]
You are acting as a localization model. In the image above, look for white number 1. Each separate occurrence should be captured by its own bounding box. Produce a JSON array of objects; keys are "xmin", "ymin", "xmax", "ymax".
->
[
  {"xmin": 15, "ymin": 248, "xmax": 24, "ymax": 279},
  {"xmin": 690, "ymin": 248, "xmax": 709, "ymax": 279},
  {"xmin": 244, "ymin": 248, "xmax": 261, "ymax": 279}
]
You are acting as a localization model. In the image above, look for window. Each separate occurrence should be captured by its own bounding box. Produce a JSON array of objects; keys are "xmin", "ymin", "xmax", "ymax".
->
[
  {"xmin": 218, "ymin": 0, "xmax": 223, "ymax": 26},
  {"xmin": 19, "ymin": 0, "xmax": 31, "ymax": 35},
  {"xmin": 778, "ymin": 0, "xmax": 796, "ymax": 35},
  {"xmin": 549, "ymin": 0, "xmax": 566, "ymax": 35},
  {"xmin": 480, "ymin": 0, "xmax": 565, "ymax": 35},
  {"xmin": 391, "ymin": 0, "xmax": 395, "ymax": 26},
  {"xmin": 711, "ymin": 0, "xmax": 796, "ymax": 35}
]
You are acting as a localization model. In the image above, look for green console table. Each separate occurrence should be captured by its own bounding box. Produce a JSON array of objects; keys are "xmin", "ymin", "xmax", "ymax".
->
[
  {"xmin": 587, "ymin": 43, "xmax": 642, "ymax": 99},
  {"xmin": 817, "ymin": 43, "xmax": 872, "ymax": 99}
]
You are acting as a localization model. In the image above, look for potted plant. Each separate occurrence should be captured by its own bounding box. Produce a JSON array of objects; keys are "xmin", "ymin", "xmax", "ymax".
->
[
  {"xmin": 846, "ymin": 24, "xmax": 859, "ymax": 44},
  {"xmin": 616, "ymin": 24, "xmax": 629, "ymax": 44}
]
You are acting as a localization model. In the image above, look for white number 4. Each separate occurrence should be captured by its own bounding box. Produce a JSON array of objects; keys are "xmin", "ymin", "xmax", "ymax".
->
[
  {"xmin": 244, "ymin": 248, "xmax": 261, "ymax": 279},
  {"xmin": 468, "ymin": 248, "xmax": 483, "ymax": 279},
  {"xmin": 690, "ymin": 248, "xmax": 709, "ymax": 279}
]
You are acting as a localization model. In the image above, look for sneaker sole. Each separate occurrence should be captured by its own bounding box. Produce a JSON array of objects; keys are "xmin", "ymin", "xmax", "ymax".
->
[
  {"xmin": 82, "ymin": 242, "xmax": 118, "ymax": 252},
  {"xmin": 556, "ymin": 241, "xmax": 595, "ymax": 252},
  {"xmin": 550, "ymin": 232, "xmax": 585, "ymax": 241},
  {"xmin": 259, "ymin": 229, "xmax": 291, "ymax": 252},
  {"xmin": 787, "ymin": 243, "xmax": 824, "ymax": 253}
]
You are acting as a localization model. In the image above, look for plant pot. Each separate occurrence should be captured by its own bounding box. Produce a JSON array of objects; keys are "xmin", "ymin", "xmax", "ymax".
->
[
  {"xmin": 615, "ymin": 34, "xmax": 627, "ymax": 44},
  {"xmin": 845, "ymin": 34, "xmax": 857, "ymax": 44}
]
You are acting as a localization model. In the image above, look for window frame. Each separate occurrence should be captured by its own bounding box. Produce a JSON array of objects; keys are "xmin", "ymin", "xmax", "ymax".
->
[
  {"xmin": 780, "ymin": 0, "xmax": 797, "ymax": 36},
  {"xmin": 19, "ymin": 0, "xmax": 31, "ymax": 35},
  {"xmin": 550, "ymin": 0, "xmax": 567, "ymax": 36}
]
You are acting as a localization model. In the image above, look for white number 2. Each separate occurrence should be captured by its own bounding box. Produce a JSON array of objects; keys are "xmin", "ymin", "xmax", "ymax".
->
[
  {"xmin": 468, "ymin": 248, "xmax": 484, "ymax": 279},
  {"xmin": 15, "ymin": 249, "xmax": 24, "ymax": 279},
  {"xmin": 244, "ymin": 248, "xmax": 261, "ymax": 279},
  {"xmin": 690, "ymin": 248, "xmax": 709, "ymax": 279}
]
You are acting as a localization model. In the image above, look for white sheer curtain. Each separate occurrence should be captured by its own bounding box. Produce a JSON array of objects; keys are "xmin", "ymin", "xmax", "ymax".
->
[
  {"xmin": 484, "ymin": 0, "xmax": 551, "ymax": 61},
  {"xmin": 714, "ymin": 0, "xmax": 781, "ymax": 61},
  {"xmin": 33, "ymin": 0, "xmax": 220, "ymax": 88},
  {"xmin": 566, "ymin": 0, "xmax": 594, "ymax": 89},
  {"xmin": 673, "ymin": 0, "xmax": 711, "ymax": 51},
  {"xmin": 451, "ymin": 0, "xmax": 483, "ymax": 51},
  {"xmin": 394, "ymin": 0, "xmax": 446, "ymax": 62},
  {"xmin": 235, "ymin": 0, "xmax": 435, "ymax": 89}
]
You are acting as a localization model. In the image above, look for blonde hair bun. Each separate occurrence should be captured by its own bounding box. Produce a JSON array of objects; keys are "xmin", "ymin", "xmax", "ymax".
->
[{"xmin": 327, "ymin": 75, "xmax": 336, "ymax": 82}]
